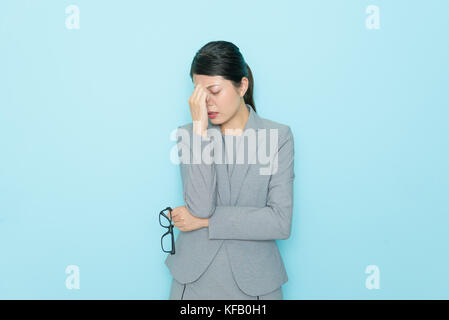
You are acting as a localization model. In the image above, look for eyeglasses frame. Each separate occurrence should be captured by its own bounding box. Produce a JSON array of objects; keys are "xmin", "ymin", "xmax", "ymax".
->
[{"xmin": 159, "ymin": 206, "xmax": 175, "ymax": 255}]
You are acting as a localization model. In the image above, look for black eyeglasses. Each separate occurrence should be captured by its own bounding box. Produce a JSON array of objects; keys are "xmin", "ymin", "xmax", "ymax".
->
[{"xmin": 159, "ymin": 206, "xmax": 175, "ymax": 255}]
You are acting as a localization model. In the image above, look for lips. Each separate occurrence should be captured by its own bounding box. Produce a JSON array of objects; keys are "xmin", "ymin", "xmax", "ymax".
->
[{"xmin": 208, "ymin": 111, "xmax": 218, "ymax": 119}]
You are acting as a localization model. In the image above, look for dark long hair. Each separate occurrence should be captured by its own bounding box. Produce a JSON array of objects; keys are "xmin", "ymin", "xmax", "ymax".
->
[{"xmin": 189, "ymin": 40, "xmax": 256, "ymax": 112}]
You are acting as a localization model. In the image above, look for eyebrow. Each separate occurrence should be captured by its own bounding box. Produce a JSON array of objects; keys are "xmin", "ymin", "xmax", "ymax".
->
[{"xmin": 194, "ymin": 83, "xmax": 221, "ymax": 89}]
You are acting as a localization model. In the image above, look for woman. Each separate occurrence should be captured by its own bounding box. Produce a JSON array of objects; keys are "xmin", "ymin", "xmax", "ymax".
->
[{"xmin": 165, "ymin": 40, "xmax": 295, "ymax": 300}]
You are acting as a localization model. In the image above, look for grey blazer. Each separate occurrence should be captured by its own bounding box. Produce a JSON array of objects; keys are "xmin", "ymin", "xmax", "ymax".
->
[{"xmin": 165, "ymin": 104, "xmax": 295, "ymax": 296}]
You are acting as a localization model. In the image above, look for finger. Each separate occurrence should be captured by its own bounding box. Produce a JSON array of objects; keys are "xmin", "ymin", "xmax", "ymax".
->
[
  {"xmin": 194, "ymin": 86, "xmax": 204, "ymax": 104},
  {"xmin": 198, "ymin": 84, "xmax": 208, "ymax": 98},
  {"xmin": 197, "ymin": 84, "xmax": 209, "ymax": 103},
  {"xmin": 192, "ymin": 83, "xmax": 201, "ymax": 100},
  {"xmin": 198, "ymin": 88, "xmax": 208, "ymax": 104},
  {"xmin": 195, "ymin": 92, "xmax": 207, "ymax": 112},
  {"xmin": 174, "ymin": 220, "xmax": 183, "ymax": 228},
  {"xmin": 175, "ymin": 216, "xmax": 185, "ymax": 223}
]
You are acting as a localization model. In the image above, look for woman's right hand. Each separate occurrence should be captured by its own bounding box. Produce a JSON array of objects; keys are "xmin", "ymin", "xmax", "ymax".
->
[{"xmin": 188, "ymin": 83, "xmax": 209, "ymax": 137}]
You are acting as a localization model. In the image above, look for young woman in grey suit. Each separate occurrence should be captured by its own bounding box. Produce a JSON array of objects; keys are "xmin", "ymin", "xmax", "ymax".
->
[{"xmin": 165, "ymin": 40, "xmax": 295, "ymax": 300}]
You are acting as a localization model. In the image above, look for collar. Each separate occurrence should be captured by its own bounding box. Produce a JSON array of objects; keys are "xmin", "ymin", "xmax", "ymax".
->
[{"xmin": 208, "ymin": 103, "xmax": 260, "ymax": 134}]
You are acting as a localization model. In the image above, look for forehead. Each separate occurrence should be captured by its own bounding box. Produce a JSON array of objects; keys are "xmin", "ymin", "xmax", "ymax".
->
[{"xmin": 193, "ymin": 74, "xmax": 226, "ymax": 87}]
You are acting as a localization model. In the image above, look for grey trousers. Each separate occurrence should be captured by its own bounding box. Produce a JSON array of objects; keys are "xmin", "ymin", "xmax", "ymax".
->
[{"xmin": 168, "ymin": 242, "xmax": 283, "ymax": 300}]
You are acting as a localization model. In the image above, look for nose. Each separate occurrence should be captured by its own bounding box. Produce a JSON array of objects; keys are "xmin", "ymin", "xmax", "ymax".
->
[{"xmin": 206, "ymin": 93, "xmax": 213, "ymax": 105}]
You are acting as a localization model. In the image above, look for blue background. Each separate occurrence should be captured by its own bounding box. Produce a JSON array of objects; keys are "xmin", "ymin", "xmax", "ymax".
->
[{"xmin": 1, "ymin": 0, "xmax": 448, "ymax": 299}]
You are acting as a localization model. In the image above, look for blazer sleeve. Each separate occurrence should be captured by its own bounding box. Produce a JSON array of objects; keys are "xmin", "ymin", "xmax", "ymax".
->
[
  {"xmin": 207, "ymin": 126, "xmax": 295, "ymax": 240},
  {"xmin": 177, "ymin": 126, "xmax": 217, "ymax": 219}
]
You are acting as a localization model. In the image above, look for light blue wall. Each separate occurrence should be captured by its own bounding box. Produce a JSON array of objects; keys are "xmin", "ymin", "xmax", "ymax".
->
[{"xmin": 0, "ymin": 0, "xmax": 448, "ymax": 299}]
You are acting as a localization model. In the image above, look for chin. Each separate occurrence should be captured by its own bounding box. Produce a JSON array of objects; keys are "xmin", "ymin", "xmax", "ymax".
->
[{"xmin": 209, "ymin": 117, "xmax": 221, "ymax": 123}]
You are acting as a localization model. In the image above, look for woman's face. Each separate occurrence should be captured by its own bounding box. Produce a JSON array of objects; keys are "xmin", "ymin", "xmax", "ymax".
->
[{"xmin": 192, "ymin": 74, "xmax": 248, "ymax": 125}]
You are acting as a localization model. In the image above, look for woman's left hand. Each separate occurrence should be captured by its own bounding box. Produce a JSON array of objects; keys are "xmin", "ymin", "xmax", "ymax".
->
[{"xmin": 171, "ymin": 205, "xmax": 208, "ymax": 232}]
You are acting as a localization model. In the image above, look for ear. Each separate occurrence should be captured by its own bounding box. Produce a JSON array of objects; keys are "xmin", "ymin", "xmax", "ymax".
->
[{"xmin": 239, "ymin": 77, "xmax": 249, "ymax": 97}]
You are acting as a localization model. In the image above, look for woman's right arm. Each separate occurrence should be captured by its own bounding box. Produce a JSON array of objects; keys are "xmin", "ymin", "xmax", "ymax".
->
[
  {"xmin": 177, "ymin": 83, "xmax": 217, "ymax": 219},
  {"xmin": 177, "ymin": 126, "xmax": 217, "ymax": 219}
]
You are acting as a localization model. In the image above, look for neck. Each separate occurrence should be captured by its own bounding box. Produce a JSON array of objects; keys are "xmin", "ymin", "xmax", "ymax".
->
[{"xmin": 220, "ymin": 100, "xmax": 249, "ymax": 136}]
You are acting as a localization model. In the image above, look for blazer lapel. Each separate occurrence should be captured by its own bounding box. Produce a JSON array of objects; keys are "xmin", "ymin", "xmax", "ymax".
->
[
  {"xmin": 230, "ymin": 104, "xmax": 261, "ymax": 205},
  {"xmin": 208, "ymin": 118, "xmax": 231, "ymax": 205},
  {"xmin": 208, "ymin": 103, "xmax": 261, "ymax": 205}
]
